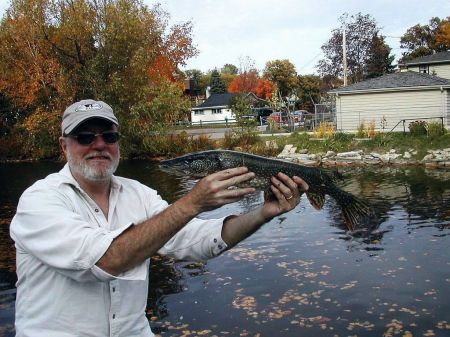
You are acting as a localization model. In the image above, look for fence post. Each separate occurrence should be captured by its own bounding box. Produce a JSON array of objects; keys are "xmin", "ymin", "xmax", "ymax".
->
[
  {"xmin": 225, "ymin": 117, "xmax": 228, "ymax": 128},
  {"xmin": 402, "ymin": 120, "xmax": 405, "ymax": 133}
]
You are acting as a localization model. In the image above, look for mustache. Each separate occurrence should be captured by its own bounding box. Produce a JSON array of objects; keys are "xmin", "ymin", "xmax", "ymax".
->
[{"xmin": 84, "ymin": 151, "xmax": 113, "ymax": 160}]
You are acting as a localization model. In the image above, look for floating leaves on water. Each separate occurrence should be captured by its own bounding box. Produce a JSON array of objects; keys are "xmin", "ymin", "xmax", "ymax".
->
[
  {"xmin": 436, "ymin": 320, "xmax": 450, "ymax": 329},
  {"xmin": 340, "ymin": 280, "xmax": 358, "ymax": 290},
  {"xmin": 347, "ymin": 320, "xmax": 375, "ymax": 331}
]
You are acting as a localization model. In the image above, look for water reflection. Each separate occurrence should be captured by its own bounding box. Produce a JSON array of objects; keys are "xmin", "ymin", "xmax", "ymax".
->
[{"xmin": 0, "ymin": 161, "xmax": 449, "ymax": 336}]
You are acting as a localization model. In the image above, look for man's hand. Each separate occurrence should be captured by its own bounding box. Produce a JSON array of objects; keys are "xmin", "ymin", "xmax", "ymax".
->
[
  {"xmin": 182, "ymin": 167, "xmax": 256, "ymax": 214},
  {"xmin": 261, "ymin": 173, "xmax": 309, "ymax": 220},
  {"xmin": 221, "ymin": 173, "xmax": 309, "ymax": 248}
]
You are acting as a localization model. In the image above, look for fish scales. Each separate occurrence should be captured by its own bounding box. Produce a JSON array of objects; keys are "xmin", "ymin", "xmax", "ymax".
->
[{"xmin": 160, "ymin": 150, "xmax": 373, "ymax": 230}]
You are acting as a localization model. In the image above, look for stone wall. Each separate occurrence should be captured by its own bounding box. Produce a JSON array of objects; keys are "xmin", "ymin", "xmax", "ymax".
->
[{"xmin": 275, "ymin": 144, "xmax": 450, "ymax": 169}]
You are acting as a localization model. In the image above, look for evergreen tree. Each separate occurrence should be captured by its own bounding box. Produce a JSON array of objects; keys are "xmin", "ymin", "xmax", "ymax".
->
[
  {"xmin": 366, "ymin": 34, "xmax": 395, "ymax": 78},
  {"xmin": 209, "ymin": 69, "xmax": 227, "ymax": 94}
]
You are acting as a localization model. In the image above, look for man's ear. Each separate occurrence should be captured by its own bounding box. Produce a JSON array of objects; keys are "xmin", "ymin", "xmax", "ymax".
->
[{"xmin": 59, "ymin": 136, "xmax": 68, "ymax": 159}]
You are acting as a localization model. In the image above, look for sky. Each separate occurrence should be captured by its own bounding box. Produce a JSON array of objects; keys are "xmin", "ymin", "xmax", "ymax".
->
[{"xmin": 1, "ymin": 0, "xmax": 449, "ymax": 75}]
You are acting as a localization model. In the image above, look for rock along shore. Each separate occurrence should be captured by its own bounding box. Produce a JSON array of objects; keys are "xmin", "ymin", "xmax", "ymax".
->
[{"xmin": 274, "ymin": 144, "xmax": 450, "ymax": 169}]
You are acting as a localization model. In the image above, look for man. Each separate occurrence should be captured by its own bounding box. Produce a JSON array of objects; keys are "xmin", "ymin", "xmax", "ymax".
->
[{"xmin": 10, "ymin": 99, "xmax": 308, "ymax": 337}]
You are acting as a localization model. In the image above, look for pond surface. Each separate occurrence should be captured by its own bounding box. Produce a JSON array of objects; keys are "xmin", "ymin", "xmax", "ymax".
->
[{"xmin": 0, "ymin": 161, "xmax": 449, "ymax": 337}]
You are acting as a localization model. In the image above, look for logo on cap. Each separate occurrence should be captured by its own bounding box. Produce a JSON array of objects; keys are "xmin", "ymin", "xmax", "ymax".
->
[{"xmin": 76, "ymin": 103, "xmax": 103, "ymax": 112}]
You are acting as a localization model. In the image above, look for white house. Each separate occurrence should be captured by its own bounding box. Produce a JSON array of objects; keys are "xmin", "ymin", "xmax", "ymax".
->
[
  {"xmin": 329, "ymin": 51, "xmax": 450, "ymax": 132},
  {"xmin": 191, "ymin": 93, "xmax": 237, "ymax": 124}
]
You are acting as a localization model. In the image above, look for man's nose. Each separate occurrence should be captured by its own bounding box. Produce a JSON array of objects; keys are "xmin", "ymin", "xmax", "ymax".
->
[{"xmin": 91, "ymin": 134, "xmax": 107, "ymax": 148}]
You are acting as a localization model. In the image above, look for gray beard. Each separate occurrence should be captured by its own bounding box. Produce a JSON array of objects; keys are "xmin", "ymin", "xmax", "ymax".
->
[{"xmin": 67, "ymin": 151, "xmax": 119, "ymax": 182}]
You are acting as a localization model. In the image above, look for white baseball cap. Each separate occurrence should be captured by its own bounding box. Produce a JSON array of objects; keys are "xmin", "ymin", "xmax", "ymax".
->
[{"xmin": 61, "ymin": 99, "xmax": 118, "ymax": 135}]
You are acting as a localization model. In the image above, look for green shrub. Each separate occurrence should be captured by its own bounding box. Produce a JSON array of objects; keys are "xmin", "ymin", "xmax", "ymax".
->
[
  {"xmin": 356, "ymin": 120, "xmax": 366, "ymax": 138},
  {"xmin": 427, "ymin": 121, "xmax": 445, "ymax": 137},
  {"xmin": 408, "ymin": 120, "xmax": 428, "ymax": 135},
  {"xmin": 333, "ymin": 132, "xmax": 354, "ymax": 142}
]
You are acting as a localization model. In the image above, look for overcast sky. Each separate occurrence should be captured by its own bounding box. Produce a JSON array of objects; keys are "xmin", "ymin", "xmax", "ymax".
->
[{"xmin": 1, "ymin": 0, "xmax": 449, "ymax": 75}]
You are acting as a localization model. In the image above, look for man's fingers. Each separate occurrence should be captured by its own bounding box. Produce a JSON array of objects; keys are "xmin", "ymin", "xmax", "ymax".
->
[
  {"xmin": 293, "ymin": 176, "xmax": 309, "ymax": 193},
  {"xmin": 271, "ymin": 176, "xmax": 292, "ymax": 197},
  {"xmin": 212, "ymin": 167, "xmax": 250, "ymax": 179}
]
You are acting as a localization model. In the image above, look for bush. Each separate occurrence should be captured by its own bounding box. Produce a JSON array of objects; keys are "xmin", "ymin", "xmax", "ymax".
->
[
  {"xmin": 314, "ymin": 122, "xmax": 336, "ymax": 138},
  {"xmin": 408, "ymin": 120, "xmax": 428, "ymax": 135},
  {"xmin": 427, "ymin": 121, "xmax": 446, "ymax": 137},
  {"xmin": 356, "ymin": 120, "xmax": 366, "ymax": 138}
]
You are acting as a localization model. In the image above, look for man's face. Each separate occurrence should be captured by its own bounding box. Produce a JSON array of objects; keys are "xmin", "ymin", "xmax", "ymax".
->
[{"xmin": 59, "ymin": 119, "xmax": 120, "ymax": 183}]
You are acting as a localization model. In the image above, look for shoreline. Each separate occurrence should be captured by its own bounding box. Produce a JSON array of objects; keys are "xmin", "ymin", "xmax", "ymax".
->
[{"xmin": 275, "ymin": 144, "xmax": 450, "ymax": 169}]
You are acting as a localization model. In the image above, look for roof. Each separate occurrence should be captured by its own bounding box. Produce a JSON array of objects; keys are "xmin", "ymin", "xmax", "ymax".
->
[
  {"xmin": 329, "ymin": 71, "xmax": 450, "ymax": 94},
  {"xmin": 402, "ymin": 50, "xmax": 450, "ymax": 66},
  {"xmin": 193, "ymin": 93, "xmax": 237, "ymax": 109}
]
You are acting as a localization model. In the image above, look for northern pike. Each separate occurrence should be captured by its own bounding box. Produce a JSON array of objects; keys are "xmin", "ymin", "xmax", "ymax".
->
[{"xmin": 160, "ymin": 150, "xmax": 373, "ymax": 230}]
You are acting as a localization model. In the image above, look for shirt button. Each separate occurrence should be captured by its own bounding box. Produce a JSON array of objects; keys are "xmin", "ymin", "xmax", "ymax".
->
[
  {"xmin": 218, "ymin": 245, "xmax": 223, "ymax": 250},
  {"xmin": 112, "ymin": 314, "xmax": 116, "ymax": 319},
  {"xmin": 112, "ymin": 287, "xmax": 116, "ymax": 292},
  {"xmin": 213, "ymin": 238, "xmax": 217, "ymax": 243},
  {"xmin": 95, "ymin": 208, "xmax": 99, "ymax": 213}
]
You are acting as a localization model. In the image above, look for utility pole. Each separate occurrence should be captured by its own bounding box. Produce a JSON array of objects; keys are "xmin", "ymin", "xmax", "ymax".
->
[{"xmin": 343, "ymin": 27, "xmax": 348, "ymax": 86}]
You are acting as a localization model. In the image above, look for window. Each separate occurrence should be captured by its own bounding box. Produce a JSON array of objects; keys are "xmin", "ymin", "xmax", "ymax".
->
[
  {"xmin": 419, "ymin": 65, "xmax": 429, "ymax": 74},
  {"xmin": 211, "ymin": 108, "xmax": 222, "ymax": 114},
  {"xmin": 194, "ymin": 110, "xmax": 204, "ymax": 115}
]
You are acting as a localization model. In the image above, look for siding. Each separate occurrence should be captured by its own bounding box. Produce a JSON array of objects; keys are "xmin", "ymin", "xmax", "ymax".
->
[
  {"xmin": 407, "ymin": 64, "xmax": 450, "ymax": 80},
  {"xmin": 191, "ymin": 108, "xmax": 234, "ymax": 124},
  {"xmin": 447, "ymin": 90, "xmax": 450, "ymax": 128},
  {"xmin": 336, "ymin": 89, "xmax": 447, "ymax": 131}
]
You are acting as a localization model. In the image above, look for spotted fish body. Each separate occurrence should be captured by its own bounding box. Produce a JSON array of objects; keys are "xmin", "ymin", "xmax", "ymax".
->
[{"xmin": 160, "ymin": 150, "xmax": 373, "ymax": 230}]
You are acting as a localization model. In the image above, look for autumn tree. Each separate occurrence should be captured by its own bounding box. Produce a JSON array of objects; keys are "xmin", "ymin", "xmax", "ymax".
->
[
  {"xmin": 400, "ymin": 16, "xmax": 450, "ymax": 62},
  {"xmin": 209, "ymin": 69, "xmax": 227, "ymax": 94},
  {"xmin": 436, "ymin": 20, "xmax": 450, "ymax": 47},
  {"xmin": 254, "ymin": 79, "xmax": 276, "ymax": 100},
  {"xmin": 263, "ymin": 59, "xmax": 298, "ymax": 97},
  {"xmin": 228, "ymin": 69, "xmax": 259, "ymax": 94},
  {"xmin": 317, "ymin": 13, "xmax": 394, "ymax": 84},
  {"xmin": 0, "ymin": 0, "xmax": 197, "ymax": 158}
]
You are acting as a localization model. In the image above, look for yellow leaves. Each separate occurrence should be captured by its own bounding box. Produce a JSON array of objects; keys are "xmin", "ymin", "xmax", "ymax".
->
[
  {"xmin": 384, "ymin": 319, "xmax": 404, "ymax": 336},
  {"xmin": 340, "ymin": 280, "xmax": 358, "ymax": 290},
  {"xmin": 347, "ymin": 320, "xmax": 375, "ymax": 331},
  {"xmin": 399, "ymin": 307, "xmax": 417, "ymax": 315},
  {"xmin": 267, "ymin": 308, "xmax": 291, "ymax": 319},
  {"xmin": 436, "ymin": 320, "xmax": 450, "ymax": 329}
]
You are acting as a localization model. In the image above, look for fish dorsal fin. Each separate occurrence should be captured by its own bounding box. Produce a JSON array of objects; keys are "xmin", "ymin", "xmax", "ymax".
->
[{"xmin": 306, "ymin": 192, "xmax": 326, "ymax": 210}]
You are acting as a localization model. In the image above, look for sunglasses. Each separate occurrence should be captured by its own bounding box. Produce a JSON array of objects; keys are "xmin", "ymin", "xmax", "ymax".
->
[{"xmin": 66, "ymin": 131, "xmax": 120, "ymax": 146}]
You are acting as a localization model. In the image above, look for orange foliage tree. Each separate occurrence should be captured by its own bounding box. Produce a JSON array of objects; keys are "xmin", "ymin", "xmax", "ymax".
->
[
  {"xmin": 228, "ymin": 69, "xmax": 259, "ymax": 93},
  {"xmin": 0, "ymin": 0, "xmax": 197, "ymax": 158},
  {"xmin": 228, "ymin": 70, "xmax": 275, "ymax": 99},
  {"xmin": 255, "ymin": 79, "xmax": 276, "ymax": 100}
]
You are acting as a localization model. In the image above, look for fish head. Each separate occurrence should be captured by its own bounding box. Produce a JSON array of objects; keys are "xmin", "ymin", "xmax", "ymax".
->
[{"xmin": 159, "ymin": 151, "xmax": 222, "ymax": 177}]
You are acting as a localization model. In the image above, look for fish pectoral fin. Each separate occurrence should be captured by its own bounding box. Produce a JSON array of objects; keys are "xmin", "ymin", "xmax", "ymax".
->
[
  {"xmin": 306, "ymin": 192, "xmax": 326, "ymax": 210},
  {"xmin": 264, "ymin": 189, "xmax": 276, "ymax": 201}
]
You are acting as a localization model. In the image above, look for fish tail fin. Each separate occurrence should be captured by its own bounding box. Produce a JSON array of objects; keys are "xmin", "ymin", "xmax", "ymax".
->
[
  {"xmin": 306, "ymin": 192, "xmax": 326, "ymax": 210},
  {"xmin": 337, "ymin": 191, "xmax": 374, "ymax": 231}
]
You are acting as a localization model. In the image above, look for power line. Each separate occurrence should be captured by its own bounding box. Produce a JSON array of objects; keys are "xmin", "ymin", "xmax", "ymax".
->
[{"xmin": 298, "ymin": 51, "xmax": 323, "ymax": 71}]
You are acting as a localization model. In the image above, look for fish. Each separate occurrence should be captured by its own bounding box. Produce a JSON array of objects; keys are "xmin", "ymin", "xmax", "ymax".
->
[{"xmin": 159, "ymin": 150, "xmax": 373, "ymax": 231}]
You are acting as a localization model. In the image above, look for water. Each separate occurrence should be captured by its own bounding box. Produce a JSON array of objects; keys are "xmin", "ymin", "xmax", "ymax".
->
[{"xmin": 0, "ymin": 161, "xmax": 449, "ymax": 336}]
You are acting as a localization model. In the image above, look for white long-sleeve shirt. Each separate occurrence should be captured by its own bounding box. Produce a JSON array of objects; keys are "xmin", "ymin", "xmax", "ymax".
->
[{"xmin": 10, "ymin": 164, "xmax": 228, "ymax": 337}]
